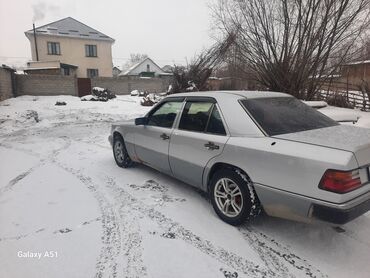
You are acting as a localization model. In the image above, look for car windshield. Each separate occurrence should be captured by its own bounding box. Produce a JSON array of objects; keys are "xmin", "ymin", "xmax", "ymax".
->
[{"xmin": 241, "ymin": 97, "xmax": 338, "ymax": 136}]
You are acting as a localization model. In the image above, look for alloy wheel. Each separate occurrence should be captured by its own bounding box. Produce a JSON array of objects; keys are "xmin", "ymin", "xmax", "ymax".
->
[{"xmin": 214, "ymin": 178, "xmax": 243, "ymax": 217}]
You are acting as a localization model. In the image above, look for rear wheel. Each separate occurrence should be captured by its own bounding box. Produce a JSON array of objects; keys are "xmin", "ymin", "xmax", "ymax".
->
[
  {"xmin": 209, "ymin": 168, "xmax": 260, "ymax": 226},
  {"xmin": 113, "ymin": 135, "xmax": 133, "ymax": 168}
]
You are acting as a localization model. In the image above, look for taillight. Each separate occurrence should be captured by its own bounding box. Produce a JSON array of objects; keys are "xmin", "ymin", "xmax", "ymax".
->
[{"xmin": 319, "ymin": 169, "xmax": 362, "ymax": 193}]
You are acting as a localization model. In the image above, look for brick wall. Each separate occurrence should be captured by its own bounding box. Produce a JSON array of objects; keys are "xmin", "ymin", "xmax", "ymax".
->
[
  {"xmin": 91, "ymin": 76, "xmax": 172, "ymax": 95},
  {"xmin": 0, "ymin": 67, "xmax": 14, "ymax": 101},
  {"xmin": 15, "ymin": 74, "xmax": 78, "ymax": 96}
]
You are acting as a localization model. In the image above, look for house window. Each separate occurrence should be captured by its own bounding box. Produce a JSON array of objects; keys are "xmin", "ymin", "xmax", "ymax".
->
[
  {"xmin": 47, "ymin": 42, "xmax": 61, "ymax": 55},
  {"xmin": 147, "ymin": 64, "xmax": 150, "ymax": 72},
  {"xmin": 85, "ymin": 45, "xmax": 97, "ymax": 57},
  {"xmin": 62, "ymin": 67, "xmax": 70, "ymax": 76},
  {"xmin": 87, "ymin": 69, "xmax": 99, "ymax": 78}
]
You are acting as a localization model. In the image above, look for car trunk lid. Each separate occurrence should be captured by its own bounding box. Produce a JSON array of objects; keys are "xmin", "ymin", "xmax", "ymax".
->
[{"xmin": 274, "ymin": 125, "xmax": 370, "ymax": 166}]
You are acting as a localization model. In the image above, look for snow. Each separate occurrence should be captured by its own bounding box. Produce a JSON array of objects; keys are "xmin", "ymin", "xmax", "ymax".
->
[
  {"xmin": 344, "ymin": 59, "xmax": 370, "ymax": 65},
  {"xmin": 0, "ymin": 95, "xmax": 150, "ymax": 135},
  {"xmin": 80, "ymin": 94, "xmax": 98, "ymax": 101},
  {"xmin": 1, "ymin": 95, "xmax": 370, "ymax": 278},
  {"xmin": 92, "ymin": 87, "xmax": 106, "ymax": 92},
  {"xmin": 130, "ymin": 90, "xmax": 139, "ymax": 96},
  {"xmin": 319, "ymin": 105, "xmax": 370, "ymax": 127},
  {"xmin": 303, "ymin": 100, "xmax": 328, "ymax": 108}
]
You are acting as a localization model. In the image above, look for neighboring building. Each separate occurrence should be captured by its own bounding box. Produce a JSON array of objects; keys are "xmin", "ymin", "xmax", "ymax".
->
[
  {"xmin": 25, "ymin": 60, "xmax": 77, "ymax": 76},
  {"xmin": 112, "ymin": 66, "xmax": 122, "ymax": 77},
  {"xmin": 341, "ymin": 60, "xmax": 370, "ymax": 86},
  {"xmin": 120, "ymin": 57, "xmax": 172, "ymax": 77},
  {"xmin": 25, "ymin": 17, "xmax": 115, "ymax": 77}
]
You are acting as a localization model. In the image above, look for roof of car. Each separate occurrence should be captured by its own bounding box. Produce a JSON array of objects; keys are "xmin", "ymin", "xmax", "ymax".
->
[{"xmin": 168, "ymin": 91, "xmax": 291, "ymax": 99}]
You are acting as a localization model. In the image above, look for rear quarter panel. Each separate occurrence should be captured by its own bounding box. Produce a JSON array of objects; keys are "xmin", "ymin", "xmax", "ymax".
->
[{"xmin": 205, "ymin": 136, "xmax": 366, "ymax": 204}]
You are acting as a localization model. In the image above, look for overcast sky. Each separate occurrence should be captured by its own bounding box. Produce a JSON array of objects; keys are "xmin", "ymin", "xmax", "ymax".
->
[{"xmin": 0, "ymin": 0, "xmax": 215, "ymax": 68}]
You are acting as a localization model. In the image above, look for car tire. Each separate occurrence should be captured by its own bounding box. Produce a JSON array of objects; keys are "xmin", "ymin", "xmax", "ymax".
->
[
  {"xmin": 113, "ymin": 134, "xmax": 133, "ymax": 168},
  {"xmin": 209, "ymin": 168, "xmax": 260, "ymax": 226}
]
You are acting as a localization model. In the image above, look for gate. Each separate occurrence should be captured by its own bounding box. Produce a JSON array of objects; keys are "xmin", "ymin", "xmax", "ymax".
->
[{"xmin": 77, "ymin": 78, "xmax": 91, "ymax": 97}]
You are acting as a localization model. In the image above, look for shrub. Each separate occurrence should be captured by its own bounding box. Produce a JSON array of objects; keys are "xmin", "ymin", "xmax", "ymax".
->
[{"xmin": 91, "ymin": 87, "xmax": 116, "ymax": 101}]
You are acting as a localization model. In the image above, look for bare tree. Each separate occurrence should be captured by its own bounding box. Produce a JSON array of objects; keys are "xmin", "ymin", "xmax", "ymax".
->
[
  {"xmin": 212, "ymin": 0, "xmax": 370, "ymax": 100},
  {"xmin": 170, "ymin": 33, "xmax": 235, "ymax": 93}
]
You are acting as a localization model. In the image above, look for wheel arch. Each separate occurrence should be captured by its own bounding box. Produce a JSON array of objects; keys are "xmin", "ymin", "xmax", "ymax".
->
[
  {"xmin": 113, "ymin": 130, "xmax": 123, "ymax": 140},
  {"xmin": 206, "ymin": 162, "xmax": 252, "ymax": 192}
]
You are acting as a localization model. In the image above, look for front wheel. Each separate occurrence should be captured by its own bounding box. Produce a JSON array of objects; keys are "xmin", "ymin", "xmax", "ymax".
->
[
  {"xmin": 113, "ymin": 135, "xmax": 133, "ymax": 168},
  {"xmin": 209, "ymin": 168, "xmax": 260, "ymax": 226}
]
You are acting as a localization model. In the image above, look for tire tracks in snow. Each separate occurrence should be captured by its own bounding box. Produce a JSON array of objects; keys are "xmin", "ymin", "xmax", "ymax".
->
[
  {"xmin": 1, "ymin": 133, "xmax": 124, "ymax": 278},
  {"xmin": 239, "ymin": 226, "xmax": 327, "ymax": 278},
  {"xmin": 60, "ymin": 138, "xmax": 326, "ymax": 278},
  {"xmin": 0, "ymin": 217, "xmax": 100, "ymax": 243},
  {"xmin": 0, "ymin": 164, "xmax": 40, "ymax": 195},
  {"xmin": 54, "ymin": 162, "xmax": 147, "ymax": 278},
  {"xmin": 0, "ymin": 137, "xmax": 71, "ymax": 194},
  {"xmin": 103, "ymin": 176, "xmax": 271, "ymax": 278},
  {"xmin": 2, "ymin": 127, "xmax": 328, "ymax": 278},
  {"xmin": 55, "ymin": 164, "xmax": 122, "ymax": 278}
]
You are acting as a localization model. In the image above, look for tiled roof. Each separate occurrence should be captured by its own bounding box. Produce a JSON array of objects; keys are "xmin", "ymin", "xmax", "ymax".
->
[{"xmin": 25, "ymin": 17, "xmax": 114, "ymax": 42}]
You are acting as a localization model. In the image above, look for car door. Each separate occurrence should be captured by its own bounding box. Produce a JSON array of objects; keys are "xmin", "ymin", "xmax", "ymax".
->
[
  {"xmin": 169, "ymin": 98, "xmax": 229, "ymax": 187},
  {"xmin": 134, "ymin": 99, "xmax": 184, "ymax": 175}
]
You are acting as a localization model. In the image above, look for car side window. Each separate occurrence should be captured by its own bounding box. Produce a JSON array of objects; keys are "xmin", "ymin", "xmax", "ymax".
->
[
  {"xmin": 179, "ymin": 101, "xmax": 213, "ymax": 132},
  {"xmin": 206, "ymin": 106, "xmax": 226, "ymax": 135},
  {"xmin": 147, "ymin": 101, "xmax": 183, "ymax": 128}
]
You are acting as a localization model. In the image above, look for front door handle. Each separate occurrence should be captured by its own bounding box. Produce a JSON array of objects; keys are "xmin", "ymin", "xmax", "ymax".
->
[
  {"xmin": 160, "ymin": 133, "xmax": 170, "ymax": 140},
  {"xmin": 204, "ymin": 141, "xmax": 219, "ymax": 150}
]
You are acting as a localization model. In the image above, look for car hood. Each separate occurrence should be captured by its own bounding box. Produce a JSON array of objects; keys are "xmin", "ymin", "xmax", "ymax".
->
[{"xmin": 274, "ymin": 125, "xmax": 370, "ymax": 166}]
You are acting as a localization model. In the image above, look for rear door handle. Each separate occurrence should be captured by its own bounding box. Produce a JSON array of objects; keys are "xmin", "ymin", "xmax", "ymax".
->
[
  {"xmin": 204, "ymin": 141, "xmax": 219, "ymax": 150},
  {"xmin": 160, "ymin": 133, "xmax": 170, "ymax": 140}
]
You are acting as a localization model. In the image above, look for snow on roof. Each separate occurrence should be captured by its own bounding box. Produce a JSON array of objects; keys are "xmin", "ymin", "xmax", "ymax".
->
[
  {"xmin": 24, "ymin": 67, "xmax": 59, "ymax": 70},
  {"xmin": 172, "ymin": 91, "xmax": 291, "ymax": 99},
  {"xmin": 122, "ymin": 60, "xmax": 143, "ymax": 75},
  {"xmin": 344, "ymin": 60, "xmax": 370, "ymax": 66},
  {"xmin": 25, "ymin": 17, "xmax": 115, "ymax": 42},
  {"xmin": 120, "ymin": 57, "xmax": 166, "ymax": 76}
]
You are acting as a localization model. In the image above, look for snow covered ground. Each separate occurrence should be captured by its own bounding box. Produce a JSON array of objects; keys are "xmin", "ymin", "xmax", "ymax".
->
[{"xmin": 1, "ymin": 95, "xmax": 370, "ymax": 278}]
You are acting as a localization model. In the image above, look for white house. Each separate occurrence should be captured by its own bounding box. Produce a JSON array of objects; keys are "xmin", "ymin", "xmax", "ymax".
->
[{"xmin": 120, "ymin": 57, "xmax": 172, "ymax": 77}]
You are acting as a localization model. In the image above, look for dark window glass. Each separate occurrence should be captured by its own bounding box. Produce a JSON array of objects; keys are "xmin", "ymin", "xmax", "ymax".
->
[
  {"xmin": 147, "ymin": 101, "xmax": 183, "ymax": 128},
  {"xmin": 47, "ymin": 42, "xmax": 61, "ymax": 55},
  {"xmin": 206, "ymin": 106, "xmax": 226, "ymax": 135},
  {"xmin": 241, "ymin": 97, "xmax": 338, "ymax": 136},
  {"xmin": 87, "ymin": 69, "xmax": 99, "ymax": 78},
  {"xmin": 62, "ymin": 67, "xmax": 70, "ymax": 76},
  {"xmin": 179, "ymin": 102, "xmax": 213, "ymax": 132},
  {"xmin": 85, "ymin": 45, "xmax": 97, "ymax": 57}
]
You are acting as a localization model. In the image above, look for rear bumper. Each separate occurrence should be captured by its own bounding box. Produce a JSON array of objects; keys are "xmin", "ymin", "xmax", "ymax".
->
[
  {"xmin": 311, "ymin": 196, "xmax": 370, "ymax": 225},
  {"xmin": 254, "ymin": 183, "xmax": 370, "ymax": 225}
]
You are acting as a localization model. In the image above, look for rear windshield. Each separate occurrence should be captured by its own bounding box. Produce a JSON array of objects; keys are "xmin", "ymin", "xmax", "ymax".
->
[{"xmin": 241, "ymin": 97, "xmax": 338, "ymax": 136}]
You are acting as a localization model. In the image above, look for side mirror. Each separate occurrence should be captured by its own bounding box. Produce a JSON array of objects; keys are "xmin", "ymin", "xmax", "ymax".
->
[{"xmin": 135, "ymin": 117, "xmax": 148, "ymax": 125}]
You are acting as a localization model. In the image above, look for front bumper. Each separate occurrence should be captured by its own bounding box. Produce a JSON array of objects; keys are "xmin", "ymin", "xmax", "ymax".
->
[{"xmin": 108, "ymin": 135, "xmax": 113, "ymax": 146}]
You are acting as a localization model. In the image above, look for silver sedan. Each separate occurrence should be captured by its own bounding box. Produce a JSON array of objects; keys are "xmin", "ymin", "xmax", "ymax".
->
[{"xmin": 109, "ymin": 91, "xmax": 370, "ymax": 226}]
